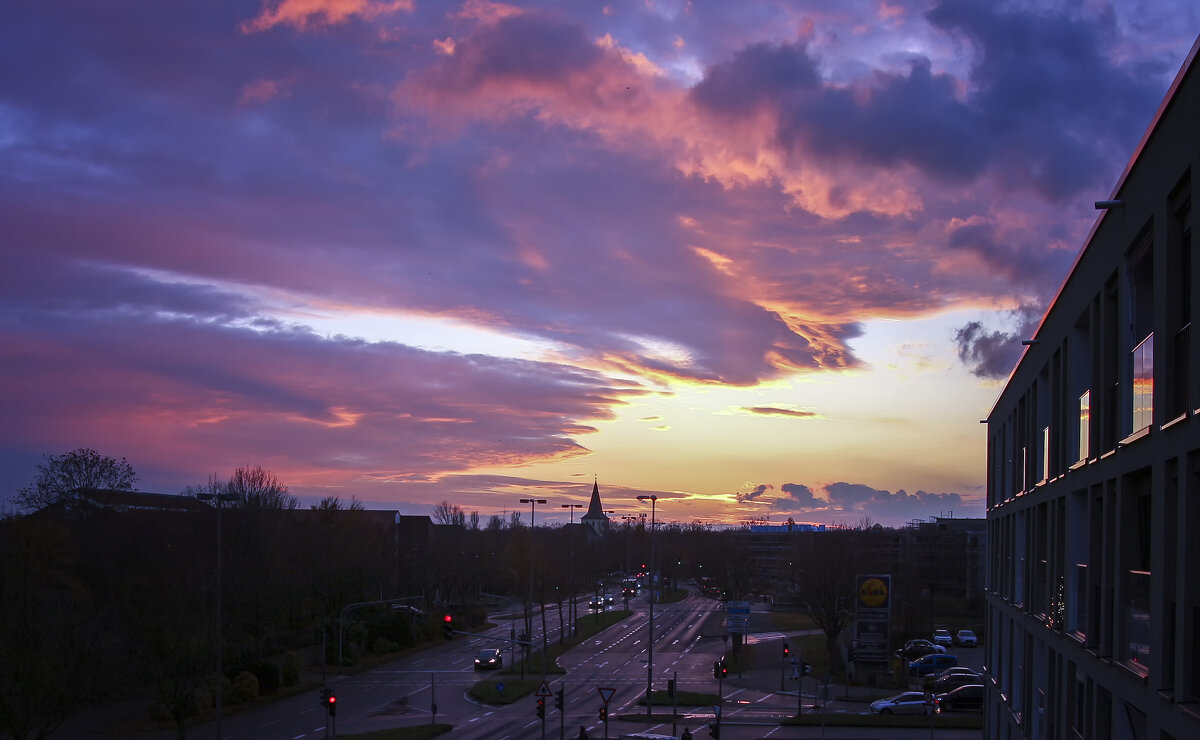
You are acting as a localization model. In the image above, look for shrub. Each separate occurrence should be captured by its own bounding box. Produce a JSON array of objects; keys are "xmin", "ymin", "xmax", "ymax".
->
[
  {"xmin": 281, "ymin": 651, "xmax": 301, "ymax": 686},
  {"xmin": 371, "ymin": 636, "xmax": 399, "ymax": 655},
  {"xmin": 248, "ymin": 661, "xmax": 280, "ymax": 695},
  {"xmin": 229, "ymin": 671, "xmax": 259, "ymax": 704}
]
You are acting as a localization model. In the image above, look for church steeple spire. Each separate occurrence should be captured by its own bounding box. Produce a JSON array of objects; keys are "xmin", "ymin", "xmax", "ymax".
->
[{"xmin": 580, "ymin": 478, "xmax": 609, "ymax": 536}]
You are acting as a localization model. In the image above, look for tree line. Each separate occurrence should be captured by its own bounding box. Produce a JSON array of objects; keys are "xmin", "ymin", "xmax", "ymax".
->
[{"xmin": 1, "ymin": 449, "xmax": 969, "ymax": 739}]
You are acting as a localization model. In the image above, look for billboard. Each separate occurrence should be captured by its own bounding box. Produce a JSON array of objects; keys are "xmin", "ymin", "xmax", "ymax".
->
[{"xmin": 854, "ymin": 574, "xmax": 891, "ymax": 663}]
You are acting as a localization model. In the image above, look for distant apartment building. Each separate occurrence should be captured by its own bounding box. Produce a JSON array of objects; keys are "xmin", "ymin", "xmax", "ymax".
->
[{"xmin": 983, "ymin": 37, "xmax": 1199, "ymax": 740}]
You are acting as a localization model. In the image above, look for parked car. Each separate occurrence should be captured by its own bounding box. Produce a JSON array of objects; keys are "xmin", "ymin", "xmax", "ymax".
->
[
  {"xmin": 896, "ymin": 639, "xmax": 946, "ymax": 661},
  {"xmin": 928, "ymin": 666, "xmax": 981, "ymax": 682},
  {"xmin": 927, "ymin": 671, "xmax": 981, "ymax": 693},
  {"xmin": 909, "ymin": 653, "xmax": 958, "ymax": 676},
  {"xmin": 936, "ymin": 683, "xmax": 984, "ymax": 712},
  {"xmin": 932, "ymin": 628, "xmax": 953, "ymax": 646},
  {"xmin": 869, "ymin": 691, "xmax": 937, "ymax": 715},
  {"xmin": 474, "ymin": 648, "xmax": 503, "ymax": 670},
  {"xmin": 956, "ymin": 629, "xmax": 978, "ymax": 647}
]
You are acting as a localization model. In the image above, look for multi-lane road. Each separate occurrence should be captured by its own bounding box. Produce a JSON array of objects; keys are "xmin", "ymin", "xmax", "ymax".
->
[{"xmin": 87, "ymin": 590, "xmax": 981, "ymax": 739}]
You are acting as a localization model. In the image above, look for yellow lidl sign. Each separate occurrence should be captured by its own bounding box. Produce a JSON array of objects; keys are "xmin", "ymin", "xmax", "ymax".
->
[{"xmin": 858, "ymin": 576, "xmax": 889, "ymax": 608}]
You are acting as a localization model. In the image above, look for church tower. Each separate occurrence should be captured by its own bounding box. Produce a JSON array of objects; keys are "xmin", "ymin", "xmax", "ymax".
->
[{"xmin": 579, "ymin": 479, "xmax": 609, "ymax": 538}]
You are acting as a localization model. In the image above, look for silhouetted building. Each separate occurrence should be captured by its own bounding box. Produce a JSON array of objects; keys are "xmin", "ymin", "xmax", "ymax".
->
[
  {"xmin": 983, "ymin": 36, "xmax": 1199, "ymax": 740},
  {"xmin": 580, "ymin": 480, "xmax": 609, "ymax": 538}
]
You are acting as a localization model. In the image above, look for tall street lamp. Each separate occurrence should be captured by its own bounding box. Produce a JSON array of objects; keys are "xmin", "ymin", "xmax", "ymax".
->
[
  {"xmin": 520, "ymin": 497, "xmax": 547, "ymax": 678},
  {"xmin": 562, "ymin": 503, "xmax": 582, "ymax": 637},
  {"xmin": 636, "ymin": 494, "xmax": 658, "ymax": 718},
  {"xmin": 197, "ymin": 488, "xmax": 240, "ymax": 739}
]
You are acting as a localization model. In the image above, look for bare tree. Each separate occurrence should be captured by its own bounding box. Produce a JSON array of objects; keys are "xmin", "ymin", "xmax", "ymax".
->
[
  {"xmin": 311, "ymin": 496, "xmax": 365, "ymax": 512},
  {"xmin": 431, "ymin": 500, "xmax": 465, "ymax": 526},
  {"xmin": 225, "ymin": 465, "xmax": 295, "ymax": 509},
  {"xmin": 486, "ymin": 514, "xmax": 506, "ymax": 531},
  {"xmin": 14, "ymin": 448, "xmax": 138, "ymax": 511},
  {"xmin": 469, "ymin": 510, "xmax": 480, "ymax": 530}
]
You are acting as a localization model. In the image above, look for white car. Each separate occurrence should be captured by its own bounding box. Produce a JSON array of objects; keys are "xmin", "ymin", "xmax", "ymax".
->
[
  {"xmin": 932, "ymin": 629, "xmax": 953, "ymax": 646},
  {"xmin": 956, "ymin": 629, "xmax": 978, "ymax": 647}
]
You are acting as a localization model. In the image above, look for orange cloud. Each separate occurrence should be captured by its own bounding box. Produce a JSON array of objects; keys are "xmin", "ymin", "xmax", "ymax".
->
[{"xmin": 242, "ymin": 0, "xmax": 414, "ymax": 33}]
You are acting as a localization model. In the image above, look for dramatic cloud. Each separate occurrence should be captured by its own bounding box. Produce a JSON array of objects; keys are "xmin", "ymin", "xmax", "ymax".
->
[
  {"xmin": 1, "ymin": 0, "xmax": 1195, "ymax": 522},
  {"xmin": 736, "ymin": 484, "xmax": 773, "ymax": 503},
  {"xmin": 954, "ymin": 303, "xmax": 1044, "ymax": 379}
]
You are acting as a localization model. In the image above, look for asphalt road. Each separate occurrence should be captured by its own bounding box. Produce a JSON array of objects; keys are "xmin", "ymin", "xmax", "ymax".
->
[{"xmin": 68, "ymin": 591, "xmax": 982, "ymax": 740}]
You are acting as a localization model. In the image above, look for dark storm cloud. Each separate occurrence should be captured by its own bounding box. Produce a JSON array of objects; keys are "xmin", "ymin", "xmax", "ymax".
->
[
  {"xmin": 926, "ymin": 0, "xmax": 1161, "ymax": 198},
  {"xmin": 690, "ymin": 41, "xmax": 822, "ymax": 114},
  {"xmin": 777, "ymin": 483, "xmax": 820, "ymax": 508},
  {"xmin": 736, "ymin": 483, "xmax": 772, "ymax": 503},
  {"xmin": 953, "ymin": 303, "xmax": 1044, "ymax": 379},
  {"xmin": 825, "ymin": 481, "xmax": 963, "ymax": 516},
  {"xmin": 689, "ymin": 1, "xmax": 1165, "ymax": 199}
]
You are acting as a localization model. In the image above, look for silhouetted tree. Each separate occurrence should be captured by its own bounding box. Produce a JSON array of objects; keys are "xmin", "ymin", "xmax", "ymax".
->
[
  {"xmin": 227, "ymin": 466, "xmax": 295, "ymax": 509},
  {"xmin": 14, "ymin": 448, "xmax": 137, "ymax": 511},
  {"xmin": 431, "ymin": 500, "xmax": 465, "ymax": 526}
]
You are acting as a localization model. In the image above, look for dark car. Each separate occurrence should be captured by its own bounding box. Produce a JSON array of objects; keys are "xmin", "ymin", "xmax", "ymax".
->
[
  {"xmin": 896, "ymin": 639, "xmax": 946, "ymax": 661},
  {"xmin": 936, "ymin": 683, "xmax": 984, "ymax": 712},
  {"xmin": 474, "ymin": 648, "xmax": 503, "ymax": 670},
  {"xmin": 908, "ymin": 653, "xmax": 958, "ymax": 676},
  {"xmin": 926, "ymin": 670, "xmax": 981, "ymax": 693}
]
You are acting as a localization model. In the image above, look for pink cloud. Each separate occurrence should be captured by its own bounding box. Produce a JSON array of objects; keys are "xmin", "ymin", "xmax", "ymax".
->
[
  {"xmin": 239, "ymin": 77, "xmax": 293, "ymax": 104},
  {"xmin": 242, "ymin": 0, "xmax": 414, "ymax": 33}
]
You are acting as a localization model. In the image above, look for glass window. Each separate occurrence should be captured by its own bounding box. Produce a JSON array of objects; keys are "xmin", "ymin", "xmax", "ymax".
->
[
  {"xmin": 1072, "ymin": 563, "xmax": 1088, "ymax": 637},
  {"xmin": 1125, "ymin": 570, "xmax": 1151, "ymax": 669},
  {"xmin": 1131, "ymin": 334, "xmax": 1154, "ymax": 432},
  {"xmin": 1078, "ymin": 391, "xmax": 1090, "ymax": 461}
]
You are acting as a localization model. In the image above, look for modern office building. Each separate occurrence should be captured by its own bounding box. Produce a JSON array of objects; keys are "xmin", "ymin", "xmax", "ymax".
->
[{"xmin": 983, "ymin": 37, "xmax": 1199, "ymax": 740}]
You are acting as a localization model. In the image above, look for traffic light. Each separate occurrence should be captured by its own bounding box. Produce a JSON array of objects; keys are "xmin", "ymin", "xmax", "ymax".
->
[
  {"xmin": 554, "ymin": 688, "xmax": 564, "ymax": 710},
  {"xmin": 599, "ymin": 706, "xmax": 608, "ymax": 722},
  {"xmin": 782, "ymin": 642, "xmax": 790, "ymax": 657},
  {"xmin": 667, "ymin": 678, "xmax": 676, "ymax": 698},
  {"xmin": 441, "ymin": 614, "xmax": 453, "ymax": 640},
  {"xmin": 319, "ymin": 687, "xmax": 336, "ymax": 716},
  {"xmin": 712, "ymin": 661, "xmax": 721, "ymax": 680},
  {"xmin": 719, "ymin": 660, "xmax": 728, "ymax": 679},
  {"xmin": 536, "ymin": 697, "xmax": 545, "ymax": 718}
]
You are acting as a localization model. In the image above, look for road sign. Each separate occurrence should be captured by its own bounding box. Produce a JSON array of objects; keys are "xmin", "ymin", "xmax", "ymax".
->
[
  {"xmin": 536, "ymin": 681, "xmax": 553, "ymax": 697},
  {"xmin": 598, "ymin": 687, "xmax": 615, "ymax": 705},
  {"xmin": 713, "ymin": 704, "xmax": 722, "ymax": 716}
]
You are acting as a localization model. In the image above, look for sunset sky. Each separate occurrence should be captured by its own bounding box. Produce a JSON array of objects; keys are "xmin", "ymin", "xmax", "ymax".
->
[{"xmin": 3, "ymin": 1, "xmax": 1198, "ymax": 526}]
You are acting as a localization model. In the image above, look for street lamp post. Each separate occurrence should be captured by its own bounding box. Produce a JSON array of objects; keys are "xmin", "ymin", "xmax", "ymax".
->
[
  {"xmin": 196, "ymin": 488, "xmax": 240, "ymax": 740},
  {"xmin": 561, "ymin": 503, "xmax": 582, "ymax": 637},
  {"xmin": 636, "ymin": 494, "xmax": 658, "ymax": 718},
  {"xmin": 520, "ymin": 497, "xmax": 547, "ymax": 679}
]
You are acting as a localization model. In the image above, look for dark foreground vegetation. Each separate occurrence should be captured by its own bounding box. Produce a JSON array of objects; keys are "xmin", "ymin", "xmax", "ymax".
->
[{"xmin": 1, "ymin": 450, "xmax": 980, "ymax": 739}]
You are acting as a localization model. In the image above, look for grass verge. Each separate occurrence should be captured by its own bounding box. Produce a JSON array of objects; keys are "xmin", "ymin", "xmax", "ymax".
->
[{"xmin": 468, "ymin": 609, "xmax": 633, "ymax": 704}]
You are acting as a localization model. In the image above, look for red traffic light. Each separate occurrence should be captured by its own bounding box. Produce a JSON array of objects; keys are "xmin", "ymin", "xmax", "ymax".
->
[
  {"xmin": 443, "ymin": 614, "xmax": 452, "ymax": 623},
  {"xmin": 327, "ymin": 695, "xmax": 336, "ymax": 704}
]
